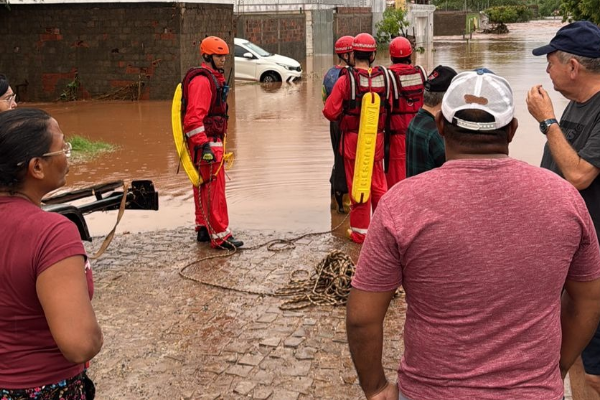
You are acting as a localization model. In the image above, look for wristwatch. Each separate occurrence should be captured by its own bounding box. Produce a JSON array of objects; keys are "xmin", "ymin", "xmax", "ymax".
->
[{"xmin": 539, "ymin": 118, "xmax": 558, "ymax": 135}]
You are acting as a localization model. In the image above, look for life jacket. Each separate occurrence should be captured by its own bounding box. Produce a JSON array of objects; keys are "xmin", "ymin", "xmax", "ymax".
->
[
  {"xmin": 386, "ymin": 64, "xmax": 426, "ymax": 135},
  {"xmin": 339, "ymin": 66, "xmax": 390, "ymax": 134},
  {"xmin": 322, "ymin": 66, "xmax": 344, "ymax": 102},
  {"xmin": 181, "ymin": 66, "xmax": 229, "ymax": 138}
]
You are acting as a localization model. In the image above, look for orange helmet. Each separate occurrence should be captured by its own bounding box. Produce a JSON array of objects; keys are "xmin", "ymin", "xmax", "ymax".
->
[
  {"xmin": 200, "ymin": 36, "xmax": 229, "ymax": 56},
  {"xmin": 335, "ymin": 36, "xmax": 354, "ymax": 54},
  {"xmin": 352, "ymin": 33, "xmax": 377, "ymax": 52},
  {"xmin": 389, "ymin": 36, "xmax": 412, "ymax": 58}
]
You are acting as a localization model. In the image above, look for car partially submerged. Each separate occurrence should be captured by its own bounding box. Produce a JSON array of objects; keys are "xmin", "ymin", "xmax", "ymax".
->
[
  {"xmin": 234, "ymin": 38, "xmax": 302, "ymax": 83},
  {"xmin": 42, "ymin": 180, "xmax": 159, "ymax": 241}
]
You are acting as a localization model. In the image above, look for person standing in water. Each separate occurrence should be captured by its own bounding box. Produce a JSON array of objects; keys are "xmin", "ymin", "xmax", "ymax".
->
[
  {"xmin": 181, "ymin": 36, "xmax": 243, "ymax": 250},
  {"xmin": 323, "ymin": 35, "xmax": 354, "ymax": 213}
]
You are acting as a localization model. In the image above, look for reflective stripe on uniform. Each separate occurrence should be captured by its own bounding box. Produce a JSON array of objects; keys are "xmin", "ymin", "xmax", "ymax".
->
[
  {"xmin": 208, "ymin": 142, "xmax": 223, "ymax": 148},
  {"xmin": 387, "ymin": 69, "xmax": 399, "ymax": 100},
  {"xmin": 400, "ymin": 72, "xmax": 424, "ymax": 87},
  {"xmin": 350, "ymin": 227, "xmax": 368, "ymax": 235},
  {"xmin": 185, "ymin": 126, "xmax": 205, "ymax": 138},
  {"xmin": 210, "ymin": 228, "xmax": 231, "ymax": 240},
  {"xmin": 358, "ymin": 74, "xmax": 386, "ymax": 88}
]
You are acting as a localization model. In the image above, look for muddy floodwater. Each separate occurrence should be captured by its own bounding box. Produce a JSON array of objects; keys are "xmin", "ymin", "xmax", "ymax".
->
[
  {"xmin": 32, "ymin": 19, "xmax": 568, "ymax": 239},
  {"xmin": 23, "ymin": 19, "xmax": 593, "ymax": 400}
]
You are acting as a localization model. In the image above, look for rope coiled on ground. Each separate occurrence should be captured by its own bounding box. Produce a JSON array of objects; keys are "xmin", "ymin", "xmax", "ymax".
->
[
  {"xmin": 275, "ymin": 250, "xmax": 356, "ymax": 310},
  {"xmin": 178, "ymin": 223, "xmax": 357, "ymax": 310},
  {"xmin": 180, "ymin": 183, "xmax": 355, "ymax": 309}
]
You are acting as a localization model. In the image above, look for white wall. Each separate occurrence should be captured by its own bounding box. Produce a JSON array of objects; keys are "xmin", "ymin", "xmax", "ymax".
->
[{"xmin": 405, "ymin": 3, "xmax": 435, "ymax": 47}]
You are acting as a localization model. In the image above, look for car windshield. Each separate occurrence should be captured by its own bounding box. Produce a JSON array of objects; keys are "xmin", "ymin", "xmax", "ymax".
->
[{"xmin": 243, "ymin": 41, "xmax": 271, "ymax": 57}]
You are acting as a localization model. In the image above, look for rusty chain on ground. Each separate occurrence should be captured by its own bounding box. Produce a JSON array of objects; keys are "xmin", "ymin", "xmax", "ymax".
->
[{"xmin": 179, "ymin": 183, "xmax": 355, "ymax": 309}]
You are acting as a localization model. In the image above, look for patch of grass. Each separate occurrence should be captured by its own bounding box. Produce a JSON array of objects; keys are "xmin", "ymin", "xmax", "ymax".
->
[{"xmin": 69, "ymin": 135, "xmax": 116, "ymax": 162}]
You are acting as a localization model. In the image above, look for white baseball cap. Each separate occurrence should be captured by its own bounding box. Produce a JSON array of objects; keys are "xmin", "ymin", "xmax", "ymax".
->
[{"xmin": 441, "ymin": 70, "xmax": 514, "ymax": 131}]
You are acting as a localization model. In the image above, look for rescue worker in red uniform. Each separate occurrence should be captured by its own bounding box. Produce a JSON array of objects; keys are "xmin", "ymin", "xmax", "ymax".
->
[
  {"xmin": 182, "ymin": 36, "xmax": 243, "ymax": 249},
  {"xmin": 384, "ymin": 36, "xmax": 426, "ymax": 187},
  {"xmin": 322, "ymin": 35, "xmax": 354, "ymax": 213},
  {"xmin": 322, "ymin": 33, "xmax": 389, "ymax": 244}
]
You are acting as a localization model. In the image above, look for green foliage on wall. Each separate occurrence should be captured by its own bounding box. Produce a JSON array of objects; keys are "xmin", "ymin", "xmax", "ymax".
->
[{"xmin": 375, "ymin": 7, "xmax": 409, "ymax": 44}]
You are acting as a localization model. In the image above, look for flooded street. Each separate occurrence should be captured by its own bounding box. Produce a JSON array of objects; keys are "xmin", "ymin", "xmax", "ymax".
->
[
  {"xmin": 33, "ymin": 19, "xmax": 568, "ymax": 239},
  {"xmin": 24, "ymin": 19, "xmax": 592, "ymax": 400}
]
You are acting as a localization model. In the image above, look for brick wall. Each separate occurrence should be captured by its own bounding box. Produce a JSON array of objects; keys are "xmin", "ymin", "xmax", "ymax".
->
[
  {"xmin": 180, "ymin": 3, "xmax": 235, "ymax": 84},
  {"xmin": 0, "ymin": 2, "xmax": 234, "ymax": 101},
  {"xmin": 433, "ymin": 11, "xmax": 467, "ymax": 36},
  {"xmin": 236, "ymin": 13, "xmax": 306, "ymax": 61},
  {"xmin": 334, "ymin": 7, "xmax": 372, "ymax": 39}
]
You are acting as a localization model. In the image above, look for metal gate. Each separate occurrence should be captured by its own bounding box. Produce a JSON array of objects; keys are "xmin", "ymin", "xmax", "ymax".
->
[{"xmin": 311, "ymin": 9, "xmax": 333, "ymax": 55}]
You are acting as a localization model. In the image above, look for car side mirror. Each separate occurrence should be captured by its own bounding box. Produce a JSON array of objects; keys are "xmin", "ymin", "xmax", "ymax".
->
[{"xmin": 243, "ymin": 52, "xmax": 254, "ymax": 59}]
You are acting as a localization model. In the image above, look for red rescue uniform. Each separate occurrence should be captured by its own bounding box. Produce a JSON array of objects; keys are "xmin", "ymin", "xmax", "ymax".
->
[
  {"xmin": 323, "ymin": 67, "xmax": 389, "ymax": 244},
  {"xmin": 182, "ymin": 63, "xmax": 232, "ymax": 248},
  {"xmin": 385, "ymin": 63, "xmax": 425, "ymax": 187}
]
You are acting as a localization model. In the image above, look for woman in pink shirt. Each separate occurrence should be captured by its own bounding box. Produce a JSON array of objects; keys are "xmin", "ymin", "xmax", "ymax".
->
[{"xmin": 0, "ymin": 108, "xmax": 102, "ymax": 399}]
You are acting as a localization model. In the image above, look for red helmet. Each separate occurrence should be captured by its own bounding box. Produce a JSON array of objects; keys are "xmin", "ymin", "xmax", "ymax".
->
[
  {"xmin": 335, "ymin": 36, "xmax": 354, "ymax": 54},
  {"xmin": 352, "ymin": 33, "xmax": 377, "ymax": 52},
  {"xmin": 200, "ymin": 36, "xmax": 229, "ymax": 56},
  {"xmin": 389, "ymin": 36, "xmax": 412, "ymax": 58}
]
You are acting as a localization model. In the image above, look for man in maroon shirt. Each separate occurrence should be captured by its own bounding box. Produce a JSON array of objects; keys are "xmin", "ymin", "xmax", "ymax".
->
[{"xmin": 346, "ymin": 70, "xmax": 600, "ymax": 400}]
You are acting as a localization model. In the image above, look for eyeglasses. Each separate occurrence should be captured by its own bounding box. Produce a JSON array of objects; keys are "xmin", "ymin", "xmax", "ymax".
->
[
  {"xmin": 1, "ymin": 93, "xmax": 16, "ymax": 103},
  {"xmin": 42, "ymin": 142, "xmax": 72, "ymax": 158}
]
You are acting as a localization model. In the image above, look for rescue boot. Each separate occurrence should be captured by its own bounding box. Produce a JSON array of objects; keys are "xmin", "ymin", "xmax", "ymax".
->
[
  {"xmin": 197, "ymin": 227, "xmax": 210, "ymax": 242},
  {"xmin": 346, "ymin": 228, "xmax": 365, "ymax": 244},
  {"xmin": 342, "ymin": 193, "xmax": 351, "ymax": 214},
  {"xmin": 218, "ymin": 236, "xmax": 244, "ymax": 250},
  {"xmin": 334, "ymin": 191, "xmax": 345, "ymax": 214}
]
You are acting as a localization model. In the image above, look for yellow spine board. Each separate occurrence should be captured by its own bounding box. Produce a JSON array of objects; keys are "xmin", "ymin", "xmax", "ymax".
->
[
  {"xmin": 171, "ymin": 83, "xmax": 202, "ymax": 187},
  {"xmin": 352, "ymin": 91, "xmax": 380, "ymax": 204}
]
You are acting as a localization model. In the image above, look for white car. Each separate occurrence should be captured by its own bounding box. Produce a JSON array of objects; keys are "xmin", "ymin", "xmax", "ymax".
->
[{"xmin": 234, "ymin": 38, "xmax": 302, "ymax": 83}]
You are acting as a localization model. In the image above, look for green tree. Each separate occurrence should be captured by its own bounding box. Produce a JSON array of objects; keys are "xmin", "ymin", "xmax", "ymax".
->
[
  {"xmin": 486, "ymin": 5, "xmax": 532, "ymax": 22},
  {"xmin": 560, "ymin": 0, "xmax": 600, "ymax": 23},
  {"xmin": 483, "ymin": 5, "xmax": 531, "ymax": 32},
  {"xmin": 375, "ymin": 7, "xmax": 409, "ymax": 44}
]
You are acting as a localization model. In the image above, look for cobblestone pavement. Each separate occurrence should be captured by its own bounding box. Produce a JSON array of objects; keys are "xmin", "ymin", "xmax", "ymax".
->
[
  {"xmin": 85, "ymin": 228, "xmax": 406, "ymax": 400},
  {"xmin": 85, "ymin": 228, "xmax": 574, "ymax": 400}
]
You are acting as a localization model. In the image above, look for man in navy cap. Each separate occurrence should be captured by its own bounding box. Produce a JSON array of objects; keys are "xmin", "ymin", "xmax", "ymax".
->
[{"xmin": 527, "ymin": 20, "xmax": 600, "ymax": 396}]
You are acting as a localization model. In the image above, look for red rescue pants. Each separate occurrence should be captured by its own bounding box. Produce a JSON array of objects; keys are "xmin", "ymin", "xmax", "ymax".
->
[
  {"xmin": 385, "ymin": 133, "xmax": 407, "ymax": 188},
  {"xmin": 189, "ymin": 140, "xmax": 232, "ymax": 247},
  {"xmin": 344, "ymin": 157, "xmax": 387, "ymax": 244}
]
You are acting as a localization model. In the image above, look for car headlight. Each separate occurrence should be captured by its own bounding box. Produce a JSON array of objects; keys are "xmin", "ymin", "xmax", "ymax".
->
[{"xmin": 276, "ymin": 63, "xmax": 295, "ymax": 71}]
